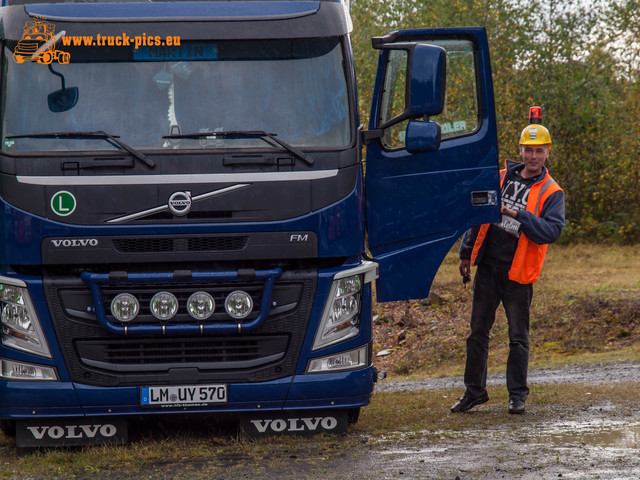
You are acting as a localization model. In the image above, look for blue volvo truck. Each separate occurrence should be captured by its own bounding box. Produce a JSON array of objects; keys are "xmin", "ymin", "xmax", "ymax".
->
[{"xmin": 0, "ymin": 0, "xmax": 500, "ymax": 446}]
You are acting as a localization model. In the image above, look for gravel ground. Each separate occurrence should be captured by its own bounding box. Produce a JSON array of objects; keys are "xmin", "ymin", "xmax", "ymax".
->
[
  {"xmin": 4, "ymin": 362, "xmax": 640, "ymax": 480},
  {"xmin": 374, "ymin": 361, "xmax": 640, "ymax": 393}
]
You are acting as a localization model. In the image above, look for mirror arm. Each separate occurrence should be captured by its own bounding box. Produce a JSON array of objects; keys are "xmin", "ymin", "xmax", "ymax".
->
[
  {"xmin": 48, "ymin": 64, "xmax": 66, "ymax": 90},
  {"xmin": 361, "ymin": 129, "xmax": 384, "ymax": 145},
  {"xmin": 371, "ymin": 31, "xmax": 400, "ymax": 49}
]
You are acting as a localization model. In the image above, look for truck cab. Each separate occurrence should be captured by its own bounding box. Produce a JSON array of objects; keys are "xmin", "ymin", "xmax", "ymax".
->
[{"xmin": 0, "ymin": 0, "xmax": 499, "ymax": 446}]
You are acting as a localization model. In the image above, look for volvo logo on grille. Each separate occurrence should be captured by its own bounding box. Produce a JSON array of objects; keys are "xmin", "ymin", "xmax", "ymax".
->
[
  {"xmin": 168, "ymin": 191, "xmax": 192, "ymax": 216},
  {"xmin": 51, "ymin": 238, "xmax": 99, "ymax": 248}
]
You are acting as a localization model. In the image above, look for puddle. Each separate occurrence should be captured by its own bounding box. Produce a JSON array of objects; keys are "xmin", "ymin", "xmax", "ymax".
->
[{"xmin": 527, "ymin": 421, "xmax": 640, "ymax": 449}]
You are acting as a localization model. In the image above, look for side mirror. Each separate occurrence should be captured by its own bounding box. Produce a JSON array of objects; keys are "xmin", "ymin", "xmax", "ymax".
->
[
  {"xmin": 408, "ymin": 44, "xmax": 446, "ymax": 117},
  {"xmin": 406, "ymin": 120, "xmax": 441, "ymax": 154},
  {"xmin": 47, "ymin": 64, "xmax": 78, "ymax": 113},
  {"xmin": 372, "ymin": 35, "xmax": 447, "ymax": 131},
  {"xmin": 48, "ymin": 87, "xmax": 78, "ymax": 113}
]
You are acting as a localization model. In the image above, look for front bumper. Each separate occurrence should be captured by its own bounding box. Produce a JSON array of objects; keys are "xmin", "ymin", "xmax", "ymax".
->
[{"xmin": 0, "ymin": 365, "xmax": 376, "ymax": 419}]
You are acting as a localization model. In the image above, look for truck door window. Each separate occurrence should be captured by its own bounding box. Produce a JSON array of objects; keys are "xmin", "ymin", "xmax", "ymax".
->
[
  {"xmin": 379, "ymin": 39, "xmax": 478, "ymax": 150},
  {"xmin": 379, "ymin": 49, "xmax": 408, "ymax": 148}
]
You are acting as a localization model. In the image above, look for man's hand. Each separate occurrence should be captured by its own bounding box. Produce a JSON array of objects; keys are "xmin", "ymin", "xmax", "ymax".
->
[
  {"xmin": 459, "ymin": 258, "xmax": 471, "ymax": 285},
  {"xmin": 501, "ymin": 205, "xmax": 518, "ymax": 218},
  {"xmin": 459, "ymin": 258, "xmax": 471, "ymax": 277}
]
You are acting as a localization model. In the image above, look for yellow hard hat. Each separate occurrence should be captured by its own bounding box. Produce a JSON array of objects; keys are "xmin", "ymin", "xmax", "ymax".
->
[{"xmin": 519, "ymin": 124, "xmax": 552, "ymax": 146}]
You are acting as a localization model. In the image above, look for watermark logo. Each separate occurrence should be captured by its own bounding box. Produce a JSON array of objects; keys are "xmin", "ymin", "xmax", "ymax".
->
[
  {"xmin": 12, "ymin": 17, "xmax": 183, "ymax": 65},
  {"xmin": 13, "ymin": 18, "xmax": 69, "ymax": 65}
]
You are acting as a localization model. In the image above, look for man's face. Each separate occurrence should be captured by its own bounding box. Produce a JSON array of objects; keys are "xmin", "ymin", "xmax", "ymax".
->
[{"xmin": 520, "ymin": 144, "xmax": 550, "ymax": 176}]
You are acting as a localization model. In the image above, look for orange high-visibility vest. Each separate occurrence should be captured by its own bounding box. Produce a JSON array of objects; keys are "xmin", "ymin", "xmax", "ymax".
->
[{"xmin": 470, "ymin": 168, "xmax": 562, "ymax": 284}]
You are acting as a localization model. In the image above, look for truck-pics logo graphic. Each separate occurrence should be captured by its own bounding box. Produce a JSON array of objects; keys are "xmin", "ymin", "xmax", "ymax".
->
[{"xmin": 13, "ymin": 18, "xmax": 69, "ymax": 65}]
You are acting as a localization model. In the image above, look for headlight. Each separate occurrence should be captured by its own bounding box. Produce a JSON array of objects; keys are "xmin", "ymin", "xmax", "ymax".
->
[
  {"xmin": 0, "ymin": 278, "xmax": 51, "ymax": 358},
  {"xmin": 312, "ymin": 274, "xmax": 363, "ymax": 350}
]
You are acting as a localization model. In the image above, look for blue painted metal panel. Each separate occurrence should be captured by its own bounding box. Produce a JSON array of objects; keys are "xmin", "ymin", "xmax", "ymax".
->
[
  {"xmin": 285, "ymin": 367, "xmax": 375, "ymax": 408},
  {"xmin": 0, "ymin": 381, "xmax": 82, "ymax": 417},
  {"xmin": 366, "ymin": 27, "xmax": 500, "ymax": 302}
]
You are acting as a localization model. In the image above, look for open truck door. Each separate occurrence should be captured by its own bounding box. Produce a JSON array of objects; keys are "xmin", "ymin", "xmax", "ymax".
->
[{"xmin": 365, "ymin": 27, "xmax": 501, "ymax": 302}]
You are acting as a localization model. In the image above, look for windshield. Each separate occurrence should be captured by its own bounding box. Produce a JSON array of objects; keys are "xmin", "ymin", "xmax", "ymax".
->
[{"xmin": 2, "ymin": 37, "xmax": 351, "ymax": 153}]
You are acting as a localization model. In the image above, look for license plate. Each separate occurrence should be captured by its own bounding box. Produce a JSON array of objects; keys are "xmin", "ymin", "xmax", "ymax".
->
[{"xmin": 141, "ymin": 384, "xmax": 227, "ymax": 407}]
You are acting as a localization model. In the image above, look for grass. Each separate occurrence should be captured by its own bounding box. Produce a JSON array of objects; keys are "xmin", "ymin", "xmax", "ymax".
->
[
  {"xmin": 373, "ymin": 243, "xmax": 640, "ymax": 379},
  {"xmin": 356, "ymin": 381, "xmax": 640, "ymax": 437}
]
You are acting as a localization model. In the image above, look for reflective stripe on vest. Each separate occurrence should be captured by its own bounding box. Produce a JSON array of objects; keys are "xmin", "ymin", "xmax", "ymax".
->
[{"xmin": 470, "ymin": 168, "xmax": 562, "ymax": 284}]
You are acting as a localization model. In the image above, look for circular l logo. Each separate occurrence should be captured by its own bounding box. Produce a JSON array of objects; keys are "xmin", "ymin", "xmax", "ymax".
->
[{"xmin": 51, "ymin": 191, "xmax": 77, "ymax": 217}]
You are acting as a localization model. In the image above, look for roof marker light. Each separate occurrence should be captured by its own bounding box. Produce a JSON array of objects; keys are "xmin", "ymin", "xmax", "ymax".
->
[{"xmin": 529, "ymin": 106, "xmax": 542, "ymax": 124}]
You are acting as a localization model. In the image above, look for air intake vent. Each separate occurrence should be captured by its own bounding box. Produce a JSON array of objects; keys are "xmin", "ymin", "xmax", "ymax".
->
[
  {"xmin": 188, "ymin": 236, "xmax": 248, "ymax": 252},
  {"xmin": 113, "ymin": 236, "xmax": 248, "ymax": 254},
  {"xmin": 76, "ymin": 336, "xmax": 289, "ymax": 371}
]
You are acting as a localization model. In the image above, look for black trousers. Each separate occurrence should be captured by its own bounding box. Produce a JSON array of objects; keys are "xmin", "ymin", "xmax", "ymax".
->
[{"xmin": 464, "ymin": 263, "xmax": 533, "ymax": 402}]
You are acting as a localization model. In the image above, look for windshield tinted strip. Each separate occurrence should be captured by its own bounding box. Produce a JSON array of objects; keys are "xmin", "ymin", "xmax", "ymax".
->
[{"xmin": 16, "ymin": 170, "xmax": 339, "ymax": 186}]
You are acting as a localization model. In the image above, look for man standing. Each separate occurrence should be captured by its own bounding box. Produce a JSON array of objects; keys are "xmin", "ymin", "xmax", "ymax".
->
[{"xmin": 451, "ymin": 117, "xmax": 565, "ymax": 415}]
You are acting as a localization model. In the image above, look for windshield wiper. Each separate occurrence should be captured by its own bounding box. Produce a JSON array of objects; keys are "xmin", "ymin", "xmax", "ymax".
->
[
  {"xmin": 7, "ymin": 131, "xmax": 155, "ymax": 168},
  {"xmin": 162, "ymin": 130, "xmax": 314, "ymax": 166}
]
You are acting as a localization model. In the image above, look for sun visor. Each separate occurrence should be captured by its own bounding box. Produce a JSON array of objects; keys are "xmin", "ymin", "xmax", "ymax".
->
[
  {"xmin": 24, "ymin": 1, "xmax": 320, "ymax": 22},
  {"xmin": 13, "ymin": 1, "xmax": 351, "ymax": 40}
]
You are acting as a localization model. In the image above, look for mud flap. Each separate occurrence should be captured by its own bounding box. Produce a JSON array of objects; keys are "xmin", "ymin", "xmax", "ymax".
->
[
  {"xmin": 240, "ymin": 410, "xmax": 348, "ymax": 438},
  {"xmin": 16, "ymin": 417, "xmax": 128, "ymax": 447}
]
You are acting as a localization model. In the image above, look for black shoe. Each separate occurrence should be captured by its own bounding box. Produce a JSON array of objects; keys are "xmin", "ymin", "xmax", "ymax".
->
[
  {"xmin": 508, "ymin": 399, "xmax": 525, "ymax": 414},
  {"xmin": 450, "ymin": 393, "xmax": 489, "ymax": 413}
]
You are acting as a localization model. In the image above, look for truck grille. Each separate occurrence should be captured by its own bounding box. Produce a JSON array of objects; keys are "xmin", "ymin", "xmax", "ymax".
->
[
  {"xmin": 112, "ymin": 235, "xmax": 248, "ymax": 253},
  {"xmin": 45, "ymin": 272, "xmax": 315, "ymax": 387},
  {"xmin": 76, "ymin": 336, "xmax": 288, "ymax": 371}
]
